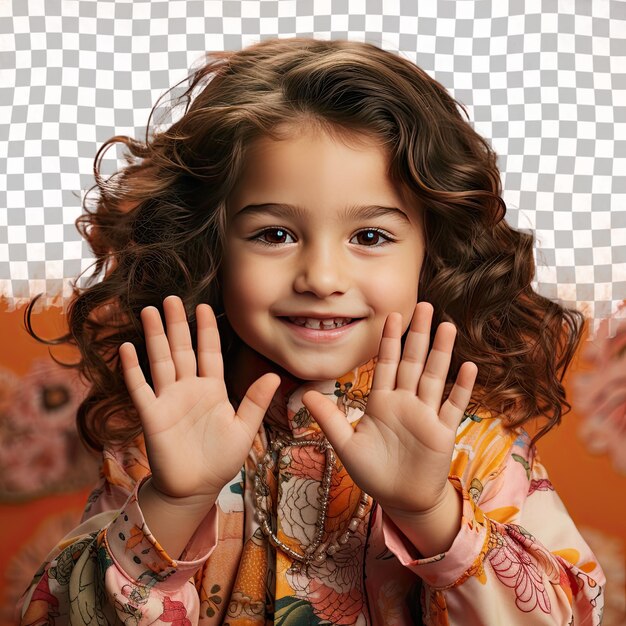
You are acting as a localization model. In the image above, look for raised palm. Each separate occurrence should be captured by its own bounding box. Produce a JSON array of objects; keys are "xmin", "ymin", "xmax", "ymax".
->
[
  {"xmin": 119, "ymin": 295, "xmax": 280, "ymax": 501},
  {"xmin": 302, "ymin": 302, "xmax": 478, "ymax": 516}
]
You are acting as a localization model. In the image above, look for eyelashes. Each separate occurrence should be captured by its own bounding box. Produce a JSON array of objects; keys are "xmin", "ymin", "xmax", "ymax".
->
[
  {"xmin": 252, "ymin": 227, "xmax": 294, "ymax": 246},
  {"xmin": 351, "ymin": 228, "xmax": 395, "ymax": 247},
  {"xmin": 249, "ymin": 227, "xmax": 396, "ymax": 247}
]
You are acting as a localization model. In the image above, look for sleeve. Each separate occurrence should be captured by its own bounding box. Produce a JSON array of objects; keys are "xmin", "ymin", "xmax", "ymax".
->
[
  {"xmin": 17, "ymin": 435, "xmax": 219, "ymax": 626},
  {"xmin": 381, "ymin": 417, "xmax": 606, "ymax": 625}
]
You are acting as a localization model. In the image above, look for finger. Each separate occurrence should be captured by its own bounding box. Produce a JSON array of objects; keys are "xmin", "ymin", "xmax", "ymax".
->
[
  {"xmin": 196, "ymin": 303, "xmax": 224, "ymax": 381},
  {"xmin": 416, "ymin": 322, "xmax": 457, "ymax": 412},
  {"xmin": 119, "ymin": 342, "xmax": 156, "ymax": 416},
  {"xmin": 395, "ymin": 302, "xmax": 433, "ymax": 392},
  {"xmin": 236, "ymin": 373, "xmax": 282, "ymax": 437},
  {"xmin": 439, "ymin": 361, "xmax": 478, "ymax": 430},
  {"xmin": 163, "ymin": 295, "xmax": 197, "ymax": 379},
  {"xmin": 142, "ymin": 305, "xmax": 176, "ymax": 396},
  {"xmin": 302, "ymin": 390, "xmax": 354, "ymax": 457},
  {"xmin": 370, "ymin": 312, "xmax": 403, "ymax": 391}
]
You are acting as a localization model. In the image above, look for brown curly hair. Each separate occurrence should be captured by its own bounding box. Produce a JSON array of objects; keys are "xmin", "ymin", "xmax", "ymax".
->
[{"xmin": 26, "ymin": 37, "xmax": 584, "ymax": 451}]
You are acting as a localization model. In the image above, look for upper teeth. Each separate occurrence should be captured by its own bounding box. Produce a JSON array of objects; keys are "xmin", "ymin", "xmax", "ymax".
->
[{"xmin": 288, "ymin": 317, "xmax": 353, "ymax": 329}]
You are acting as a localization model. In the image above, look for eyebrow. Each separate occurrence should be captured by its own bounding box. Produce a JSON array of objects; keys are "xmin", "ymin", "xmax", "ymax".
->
[{"xmin": 232, "ymin": 203, "xmax": 411, "ymax": 223}]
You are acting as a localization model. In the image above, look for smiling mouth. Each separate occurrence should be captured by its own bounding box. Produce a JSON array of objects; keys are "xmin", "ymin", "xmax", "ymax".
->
[{"xmin": 283, "ymin": 316, "xmax": 358, "ymax": 330}]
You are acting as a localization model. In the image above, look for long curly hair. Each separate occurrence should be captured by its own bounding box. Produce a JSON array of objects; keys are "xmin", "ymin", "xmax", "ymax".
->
[{"xmin": 26, "ymin": 37, "xmax": 584, "ymax": 451}]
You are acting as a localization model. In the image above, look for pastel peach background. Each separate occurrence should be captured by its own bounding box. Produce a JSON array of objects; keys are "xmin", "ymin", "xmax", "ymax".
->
[{"xmin": 1, "ymin": 302, "xmax": 624, "ymax": 623}]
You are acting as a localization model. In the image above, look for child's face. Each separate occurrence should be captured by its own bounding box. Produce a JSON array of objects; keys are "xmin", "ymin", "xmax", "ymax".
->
[{"xmin": 221, "ymin": 126, "xmax": 425, "ymax": 381}]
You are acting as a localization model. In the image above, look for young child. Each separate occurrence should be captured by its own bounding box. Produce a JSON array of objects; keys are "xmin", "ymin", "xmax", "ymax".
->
[{"xmin": 19, "ymin": 37, "xmax": 605, "ymax": 625}]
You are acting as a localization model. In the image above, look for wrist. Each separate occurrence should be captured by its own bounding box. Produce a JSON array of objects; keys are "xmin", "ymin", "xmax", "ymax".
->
[
  {"xmin": 383, "ymin": 479, "xmax": 462, "ymax": 558},
  {"xmin": 140, "ymin": 477, "xmax": 218, "ymax": 513},
  {"xmin": 137, "ymin": 477, "xmax": 218, "ymax": 560}
]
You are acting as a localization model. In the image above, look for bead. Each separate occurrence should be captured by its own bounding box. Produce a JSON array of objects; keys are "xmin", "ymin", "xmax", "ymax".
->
[
  {"xmin": 337, "ymin": 531, "xmax": 350, "ymax": 545},
  {"xmin": 327, "ymin": 543, "xmax": 338, "ymax": 556},
  {"xmin": 348, "ymin": 518, "xmax": 360, "ymax": 532},
  {"xmin": 315, "ymin": 541, "xmax": 328, "ymax": 554}
]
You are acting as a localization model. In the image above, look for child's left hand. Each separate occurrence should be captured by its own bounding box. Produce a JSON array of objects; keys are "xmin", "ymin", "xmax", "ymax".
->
[{"xmin": 302, "ymin": 302, "xmax": 478, "ymax": 518}]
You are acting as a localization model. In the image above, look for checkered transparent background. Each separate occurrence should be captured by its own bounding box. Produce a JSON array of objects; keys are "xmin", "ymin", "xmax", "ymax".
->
[{"xmin": 1, "ymin": 0, "xmax": 625, "ymax": 334}]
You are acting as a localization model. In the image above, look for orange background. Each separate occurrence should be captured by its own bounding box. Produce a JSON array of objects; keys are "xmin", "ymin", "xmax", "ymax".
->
[{"xmin": 540, "ymin": 370, "xmax": 626, "ymax": 539}]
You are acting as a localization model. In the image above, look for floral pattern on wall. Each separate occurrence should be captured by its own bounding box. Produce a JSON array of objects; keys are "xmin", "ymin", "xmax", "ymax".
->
[
  {"xmin": 571, "ymin": 301, "xmax": 626, "ymax": 475},
  {"xmin": 0, "ymin": 358, "xmax": 97, "ymax": 500}
]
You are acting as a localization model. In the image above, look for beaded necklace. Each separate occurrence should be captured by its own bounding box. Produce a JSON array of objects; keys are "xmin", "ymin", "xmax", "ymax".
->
[{"xmin": 254, "ymin": 432, "xmax": 372, "ymax": 566}]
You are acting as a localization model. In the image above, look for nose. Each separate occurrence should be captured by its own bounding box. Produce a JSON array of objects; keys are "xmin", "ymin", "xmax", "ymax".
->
[{"xmin": 293, "ymin": 241, "xmax": 348, "ymax": 297}]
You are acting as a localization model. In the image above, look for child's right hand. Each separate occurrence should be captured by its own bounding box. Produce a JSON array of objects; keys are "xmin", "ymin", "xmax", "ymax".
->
[{"xmin": 119, "ymin": 295, "xmax": 281, "ymax": 505}]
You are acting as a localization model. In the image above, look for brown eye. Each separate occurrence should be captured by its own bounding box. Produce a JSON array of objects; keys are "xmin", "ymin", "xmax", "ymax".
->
[
  {"xmin": 351, "ymin": 229, "xmax": 392, "ymax": 246},
  {"xmin": 254, "ymin": 228, "xmax": 295, "ymax": 246}
]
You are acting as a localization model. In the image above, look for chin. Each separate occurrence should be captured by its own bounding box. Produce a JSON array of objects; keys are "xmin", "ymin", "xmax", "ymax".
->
[{"xmin": 277, "ymin": 358, "xmax": 363, "ymax": 382}]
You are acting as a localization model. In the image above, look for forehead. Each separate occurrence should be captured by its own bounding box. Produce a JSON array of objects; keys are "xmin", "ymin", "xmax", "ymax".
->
[{"xmin": 228, "ymin": 127, "xmax": 409, "ymax": 215}]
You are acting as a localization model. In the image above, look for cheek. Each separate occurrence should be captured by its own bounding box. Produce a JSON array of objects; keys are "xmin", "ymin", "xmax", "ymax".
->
[
  {"xmin": 371, "ymin": 263, "xmax": 420, "ymax": 302},
  {"xmin": 222, "ymin": 281, "xmax": 261, "ymax": 347},
  {"xmin": 222, "ymin": 253, "xmax": 251, "ymax": 293},
  {"xmin": 224, "ymin": 280, "xmax": 258, "ymax": 316},
  {"xmin": 222, "ymin": 258, "xmax": 273, "ymax": 318},
  {"xmin": 371, "ymin": 262, "xmax": 420, "ymax": 324}
]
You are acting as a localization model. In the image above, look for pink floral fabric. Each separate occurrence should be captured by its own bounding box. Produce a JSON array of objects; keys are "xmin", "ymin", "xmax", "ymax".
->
[{"xmin": 18, "ymin": 358, "xmax": 605, "ymax": 625}]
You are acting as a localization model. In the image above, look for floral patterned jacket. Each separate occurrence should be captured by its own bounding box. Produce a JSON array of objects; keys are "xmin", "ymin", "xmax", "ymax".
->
[{"xmin": 18, "ymin": 372, "xmax": 605, "ymax": 625}]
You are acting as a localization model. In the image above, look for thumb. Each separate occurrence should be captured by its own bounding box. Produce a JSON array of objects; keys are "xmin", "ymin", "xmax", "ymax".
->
[
  {"xmin": 237, "ymin": 373, "xmax": 282, "ymax": 435},
  {"xmin": 302, "ymin": 390, "xmax": 354, "ymax": 456}
]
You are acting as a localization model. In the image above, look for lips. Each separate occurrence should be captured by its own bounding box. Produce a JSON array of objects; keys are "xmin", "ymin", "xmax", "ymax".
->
[
  {"xmin": 287, "ymin": 316, "xmax": 353, "ymax": 329},
  {"xmin": 278, "ymin": 315, "xmax": 364, "ymax": 347}
]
